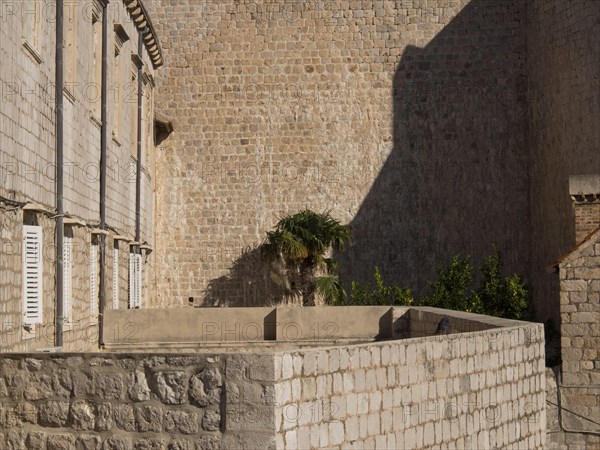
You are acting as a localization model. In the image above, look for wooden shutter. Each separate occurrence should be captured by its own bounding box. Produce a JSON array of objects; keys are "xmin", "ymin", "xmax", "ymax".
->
[{"xmin": 22, "ymin": 225, "xmax": 43, "ymax": 325}]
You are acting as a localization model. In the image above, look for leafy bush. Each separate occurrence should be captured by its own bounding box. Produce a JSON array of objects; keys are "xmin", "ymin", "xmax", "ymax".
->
[
  {"xmin": 419, "ymin": 245, "xmax": 531, "ymax": 320},
  {"xmin": 339, "ymin": 267, "xmax": 413, "ymax": 306},
  {"xmin": 419, "ymin": 255, "xmax": 482, "ymax": 313}
]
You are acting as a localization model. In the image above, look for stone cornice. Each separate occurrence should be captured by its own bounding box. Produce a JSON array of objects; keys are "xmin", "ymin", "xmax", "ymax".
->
[{"xmin": 123, "ymin": 0, "xmax": 163, "ymax": 69}]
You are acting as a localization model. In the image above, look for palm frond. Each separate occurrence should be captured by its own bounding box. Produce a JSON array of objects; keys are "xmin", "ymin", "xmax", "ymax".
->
[{"xmin": 315, "ymin": 275, "xmax": 347, "ymax": 305}]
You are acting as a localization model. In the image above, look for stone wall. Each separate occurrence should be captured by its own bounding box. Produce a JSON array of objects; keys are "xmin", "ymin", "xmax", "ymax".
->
[
  {"xmin": 274, "ymin": 323, "xmax": 546, "ymax": 449},
  {"xmin": 145, "ymin": 0, "xmax": 531, "ymax": 308},
  {"xmin": 0, "ymin": 312, "xmax": 547, "ymax": 449},
  {"xmin": 546, "ymin": 367, "xmax": 600, "ymax": 449},
  {"xmin": 574, "ymin": 201, "xmax": 600, "ymax": 243},
  {"xmin": 527, "ymin": 0, "xmax": 600, "ymax": 322},
  {"xmin": 557, "ymin": 231, "xmax": 600, "ymax": 435},
  {"xmin": 0, "ymin": 353, "xmax": 274, "ymax": 449}
]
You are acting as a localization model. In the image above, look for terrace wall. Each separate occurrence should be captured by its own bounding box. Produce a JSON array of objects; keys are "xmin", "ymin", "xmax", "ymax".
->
[{"xmin": 0, "ymin": 308, "xmax": 546, "ymax": 449}]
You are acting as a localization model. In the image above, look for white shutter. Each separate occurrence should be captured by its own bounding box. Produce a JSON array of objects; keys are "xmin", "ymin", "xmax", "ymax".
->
[
  {"xmin": 128, "ymin": 251, "xmax": 135, "ymax": 308},
  {"xmin": 112, "ymin": 244, "xmax": 119, "ymax": 309},
  {"xmin": 90, "ymin": 242, "xmax": 98, "ymax": 316},
  {"xmin": 128, "ymin": 250, "xmax": 142, "ymax": 309},
  {"xmin": 63, "ymin": 234, "xmax": 73, "ymax": 322},
  {"xmin": 22, "ymin": 225, "xmax": 43, "ymax": 325},
  {"xmin": 135, "ymin": 252, "xmax": 142, "ymax": 308}
]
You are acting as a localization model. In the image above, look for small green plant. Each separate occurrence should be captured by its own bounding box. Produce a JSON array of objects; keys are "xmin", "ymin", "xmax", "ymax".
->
[{"xmin": 342, "ymin": 267, "xmax": 413, "ymax": 306}]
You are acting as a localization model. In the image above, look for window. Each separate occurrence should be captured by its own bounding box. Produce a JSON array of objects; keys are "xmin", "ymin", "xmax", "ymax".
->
[
  {"xmin": 142, "ymin": 75, "xmax": 154, "ymax": 169},
  {"xmin": 113, "ymin": 24, "xmax": 130, "ymax": 141},
  {"xmin": 113, "ymin": 47, "xmax": 122, "ymax": 139},
  {"xmin": 90, "ymin": 239, "xmax": 99, "ymax": 317},
  {"xmin": 130, "ymin": 66, "xmax": 138, "ymax": 158},
  {"xmin": 22, "ymin": 0, "xmax": 42, "ymax": 62},
  {"xmin": 128, "ymin": 250, "xmax": 142, "ymax": 309},
  {"xmin": 22, "ymin": 225, "xmax": 43, "ymax": 325},
  {"xmin": 63, "ymin": 229, "xmax": 73, "ymax": 322},
  {"xmin": 112, "ymin": 242, "xmax": 119, "ymax": 309}
]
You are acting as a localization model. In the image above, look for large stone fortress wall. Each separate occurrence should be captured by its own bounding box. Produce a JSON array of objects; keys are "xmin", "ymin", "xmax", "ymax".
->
[
  {"xmin": 145, "ymin": 0, "xmax": 531, "ymax": 308},
  {"xmin": 527, "ymin": 0, "xmax": 600, "ymax": 321}
]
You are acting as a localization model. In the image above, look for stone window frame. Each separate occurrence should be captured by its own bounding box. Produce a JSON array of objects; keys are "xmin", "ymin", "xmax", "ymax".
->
[
  {"xmin": 89, "ymin": 1, "xmax": 103, "ymax": 120},
  {"xmin": 21, "ymin": 0, "xmax": 44, "ymax": 64},
  {"xmin": 112, "ymin": 24, "xmax": 130, "ymax": 143},
  {"xmin": 63, "ymin": 0, "xmax": 79, "ymax": 103}
]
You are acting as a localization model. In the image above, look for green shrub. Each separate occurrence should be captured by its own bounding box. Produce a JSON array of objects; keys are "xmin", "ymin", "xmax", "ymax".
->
[
  {"xmin": 343, "ymin": 267, "xmax": 414, "ymax": 306},
  {"xmin": 419, "ymin": 255, "xmax": 483, "ymax": 313},
  {"xmin": 419, "ymin": 245, "xmax": 530, "ymax": 320}
]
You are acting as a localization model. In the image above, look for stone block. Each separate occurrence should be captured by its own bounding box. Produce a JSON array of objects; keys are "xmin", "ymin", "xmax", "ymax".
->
[
  {"xmin": 25, "ymin": 432, "xmax": 47, "ymax": 450},
  {"xmin": 190, "ymin": 369, "xmax": 222, "ymax": 407},
  {"xmin": 562, "ymin": 280, "xmax": 588, "ymax": 292},
  {"xmin": 129, "ymin": 370, "xmax": 151, "ymax": 402},
  {"xmin": 47, "ymin": 434, "xmax": 76, "ymax": 450},
  {"xmin": 164, "ymin": 410, "xmax": 200, "ymax": 435},
  {"xmin": 102, "ymin": 436, "xmax": 133, "ymax": 450},
  {"xmin": 135, "ymin": 405, "xmax": 164, "ymax": 433},
  {"xmin": 133, "ymin": 438, "xmax": 166, "ymax": 450},
  {"xmin": 25, "ymin": 373, "xmax": 54, "ymax": 401},
  {"xmin": 38, "ymin": 401, "xmax": 70, "ymax": 427},
  {"xmin": 153, "ymin": 371, "xmax": 187, "ymax": 405},
  {"xmin": 113, "ymin": 404, "xmax": 136, "ymax": 432},
  {"xmin": 75, "ymin": 435, "xmax": 102, "ymax": 450},
  {"xmin": 94, "ymin": 372, "xmax": 125, "ymax": 400},
  {"xmin": 202, "ymin": 409, "xmax": 221, "ymax": 431},
  {"xmin": 194, "ymin": 435, "xmax": 221, "ymax": 450},
  {"xmin": 70, "ymin": 400, "xmax": 96, "ymax": 430}
]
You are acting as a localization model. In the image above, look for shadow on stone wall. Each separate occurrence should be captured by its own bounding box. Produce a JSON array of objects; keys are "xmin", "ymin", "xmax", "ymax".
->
[
  {"xmin": 203, "ymin": 246, "xmax": 301, "ymax": 307},
  {"xmin": 338, "ymin": 0, "xmax": 530, "ymax": 299}
]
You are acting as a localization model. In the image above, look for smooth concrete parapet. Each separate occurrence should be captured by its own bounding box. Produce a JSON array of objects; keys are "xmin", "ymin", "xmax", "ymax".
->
[
  {"xmin": 105, "ymin": 306, "xmax": 529, "ymax": 349},
  {"xmin": 105, "ymin": 306, "xmax": 275, "ymax": 344}
]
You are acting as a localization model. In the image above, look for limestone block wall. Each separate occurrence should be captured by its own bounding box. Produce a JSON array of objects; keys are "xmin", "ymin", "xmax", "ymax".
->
[
  {"xmin": 527, "ymin": 0, "xmax": 600, "ymax": 322},
  {"xmin": 557, "ymin": 233, "xmax": 600, "ymax": 434},
  {"xmin": 0, "ymin": 318, "xmax": 546, "ymax": 449},
  {"xmin": 273, "ymin": 324, "xmax": 546, "ymax": 449},
  {"xmin": 546, "ymin": 367, "xmax": 600, "ymax": 449},
  {"xmin": 0, "ymin": 353, "xmax": 246, "ymax": 449},
  {"xmin": 145, "ymin": 0, "xmax": 531, "ymax": 308}
]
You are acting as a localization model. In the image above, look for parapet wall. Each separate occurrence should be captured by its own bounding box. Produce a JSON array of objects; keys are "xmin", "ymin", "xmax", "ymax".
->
[
  {"xmin": 0, "ymin": 307, "xmax": 546, "ymax": 449},
  {"xmin": 273, "ymin": 323, "xmax": 546, "ymax": 449}
]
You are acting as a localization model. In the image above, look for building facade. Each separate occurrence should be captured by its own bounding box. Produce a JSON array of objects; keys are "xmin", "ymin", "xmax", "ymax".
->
[{"xmin": 0, "ymin": 0, "xmax": 164, "ymax": 351}]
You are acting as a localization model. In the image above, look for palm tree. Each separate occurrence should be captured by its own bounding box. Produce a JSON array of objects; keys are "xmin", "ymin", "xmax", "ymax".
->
[{"xmin": 262, "ymin": 209, "xmax": 351, "ymax": 306}]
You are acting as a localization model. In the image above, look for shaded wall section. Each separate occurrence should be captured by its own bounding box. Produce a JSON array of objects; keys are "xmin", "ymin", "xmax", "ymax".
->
[
  {"xmin": 527, "ymin": 0, "xmax": 600, "ymax": 322},
  {"xmin": 146, "ymin": 0, "xmax": 530, "ymax": 306},
  {"xmin": 343, "ymin": 0, "xmax": 530, "ymax": 297}
]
